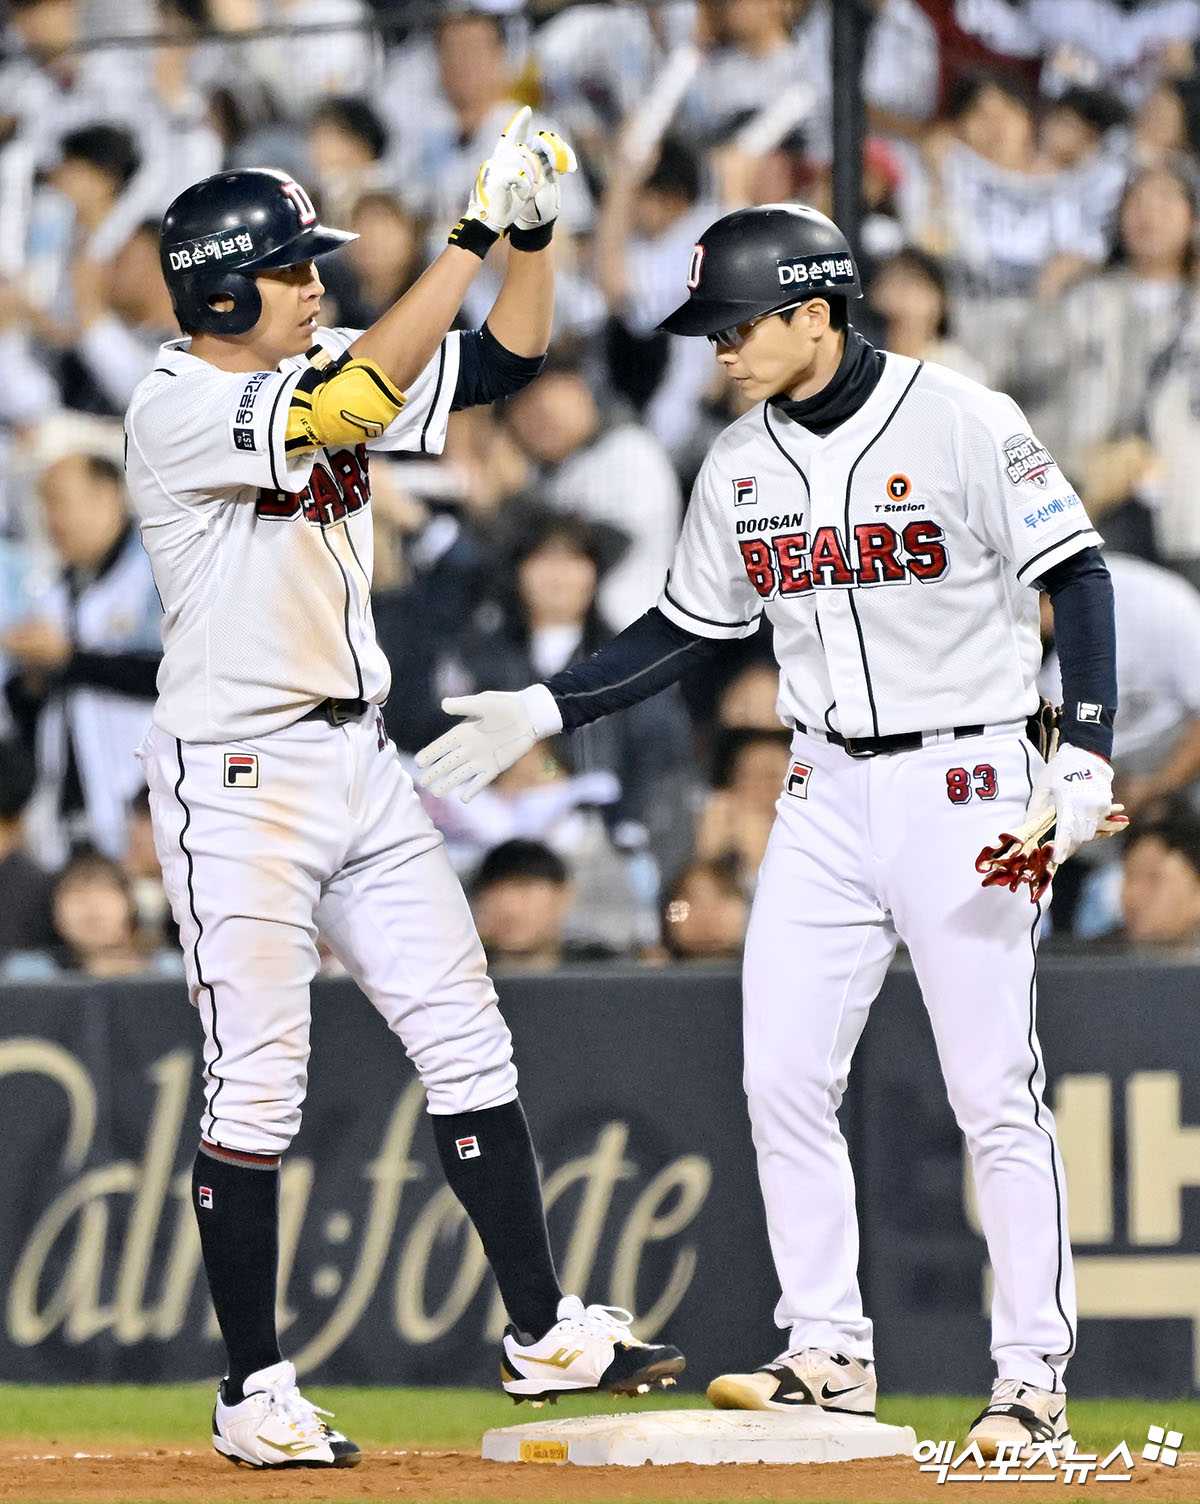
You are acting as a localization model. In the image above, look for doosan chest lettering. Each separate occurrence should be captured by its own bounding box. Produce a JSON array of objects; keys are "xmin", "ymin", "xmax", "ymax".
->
[{"xmin": 729, "ymin": 464, "xmax": 950, "ymax": 600}]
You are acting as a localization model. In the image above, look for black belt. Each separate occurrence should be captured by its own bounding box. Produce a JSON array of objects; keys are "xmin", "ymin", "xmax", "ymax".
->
[
  {"xmin": 794, "ymin": 721, "xmax": 986, "ymax": 759},
  {"xmin": 299, "ymin": 697, "xmax": 372, "ymax": 726}
]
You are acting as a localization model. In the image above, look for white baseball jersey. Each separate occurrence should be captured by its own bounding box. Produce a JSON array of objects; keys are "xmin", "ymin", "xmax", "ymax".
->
[
  {"xmin": 125, "ymin": 327, "xmax": 461, "ymax": 743},
  {"xmin": 657, "ymin": 355, "xmax": 1101, "ymax": 739}
]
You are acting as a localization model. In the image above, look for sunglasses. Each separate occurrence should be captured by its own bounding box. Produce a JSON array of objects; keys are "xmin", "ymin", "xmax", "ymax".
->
[{"xmin": 706, "ymin": 298, "xmax": 810, "ymax": 349}]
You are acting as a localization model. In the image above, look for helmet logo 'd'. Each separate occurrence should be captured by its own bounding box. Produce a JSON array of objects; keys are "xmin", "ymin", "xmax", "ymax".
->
[
  {"xmin": 686, "ymin": 244, "xmax": 705, "ymax": 290},
  {"xmin": 281, "ymin": 179, "xmax": 317, "ymax": 227}
]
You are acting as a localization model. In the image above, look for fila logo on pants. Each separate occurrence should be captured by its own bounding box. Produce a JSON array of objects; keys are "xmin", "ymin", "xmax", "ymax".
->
[
  {"xmin": 456, "ymin": 1136, "xmax": 481, "ymax": 1160},
  {"xmin": 223, "ymin": 754, "xmax": 259, "ymax": 788}
]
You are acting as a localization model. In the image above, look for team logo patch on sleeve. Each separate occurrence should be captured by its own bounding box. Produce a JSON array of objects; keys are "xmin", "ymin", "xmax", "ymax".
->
[
  {"xmin": 455, "ymin": 1135, "xmax": 481, "ymax": 1160},
  {"xmin": 1003, "ymin": 433, "xmax": 1054, "ymax": 488},
  {"xmin": 785, "ymin": 761, "xmax": 812, "ymax": 799},
  {"xmin": 733, "ymin": 476, "xmax": 757, "ymax": 506},
  {"xmin": 223, "ymin": 753, "xmax": 259, "ymax": 788}
]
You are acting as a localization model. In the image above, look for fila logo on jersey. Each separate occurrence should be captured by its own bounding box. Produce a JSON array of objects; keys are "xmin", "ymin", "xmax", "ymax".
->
[
  {"xmin": 738, "ymin": 520, "xmax": 948, "ymax": 598},
  {"xmin": 733, "ymin": 476, "xmax": 757, "ymax": 506},
  {"xmin": 223, "ymin": 754, "xmax": 259, "ymax": 788},
  {"xmin": 455, "ymin": 1136, "xmax": 481, "ymax": 1160},
  {"xmin": 785, "ymin": 761, "xmax": 812, "ymax": 799},
  {"xmin": 1003, "ymin": 433, "xmax": 1053, "ymax": 488}
]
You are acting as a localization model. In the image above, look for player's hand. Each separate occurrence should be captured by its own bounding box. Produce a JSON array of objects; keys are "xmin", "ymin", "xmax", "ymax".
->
[
  {"xmin": 511, "ymin": 129, "xmax": 578, "ymax": 239},
  {"xmin": 414, "ymin": 685, "xmax": 564, "ymax": 803},
  {"xmin": 976, "ymin": 802, "xmax": 1128, "ymax": 903},
  {"xmin": 464, "ymin": 106, "xmax": 543, "ymax": 235},
  {"xmin": 1028, "ymin": 743, "xmax": 1118, "ymax": 865},
  {"xmin": 1, "ymin": 618, "xmax": 72, "ymax": 670}
]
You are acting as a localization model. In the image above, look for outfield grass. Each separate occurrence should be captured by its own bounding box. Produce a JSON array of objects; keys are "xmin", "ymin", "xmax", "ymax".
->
[{"xmin": 0, "ymin": 1384, "xmax": 1196, "ymax": 1455}]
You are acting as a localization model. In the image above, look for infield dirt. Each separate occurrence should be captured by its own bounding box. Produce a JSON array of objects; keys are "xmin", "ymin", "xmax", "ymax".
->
[{"xmin": 1, "ymin": 1443, "xmax": 1197, "ymax": 1504}]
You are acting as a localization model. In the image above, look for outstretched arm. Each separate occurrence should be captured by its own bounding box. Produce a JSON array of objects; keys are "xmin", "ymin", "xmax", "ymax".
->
[{"xmin": 415, "ymin": 607, "xmax": 720, "ymax": 802}]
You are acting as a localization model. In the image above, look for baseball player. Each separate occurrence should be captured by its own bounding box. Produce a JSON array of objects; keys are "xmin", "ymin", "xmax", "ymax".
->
[
  {"xmin": 418, "ymin": 204, "xmax": 1123, "ymax": 1456},
  {"xmin": 125, "ymin": 115, "xmax": 683, "ymax": 1471}
]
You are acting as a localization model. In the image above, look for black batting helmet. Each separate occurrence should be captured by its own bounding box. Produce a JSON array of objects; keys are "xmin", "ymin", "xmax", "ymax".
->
[
  {"xmin": 159, "ymin": 168, "xmax": 357, "ymax": 336},
  {"xmin": 658, "ymin": 203, "xmax": 861, "ymax": 338}
]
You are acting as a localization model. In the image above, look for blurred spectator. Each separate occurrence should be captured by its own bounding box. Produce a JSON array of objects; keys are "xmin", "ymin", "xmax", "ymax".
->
[
  {"xmin": 1017, "ymin": 157, "xmax": 1198, "ymax": 521},
  {"xmin": 1117, "ymin": 800, "xmax": 1200, "ymax": 957},
  {"xmin": 307, "ymin": 95, "xmax": 392, "ymax": 226},
  {"xmin": 658, "ymin": 853, "xmax": 750, "ymax": 961},
  {"xmin": 500, "ymin": 357, "xmax": 683, "ymax": 627},
  {"xmin": 434, "ymin": 504, "xmax": 696, "ymax": 871},
  {"xmin": 0, "ymin": 0, "xmax": 145, "ymax": 182},
  {"xmin": 1028, "ymin": 0, "xmax": 1198, "ymax": 108},
  {"xmin": 70, "ymin": 219, "xmax": 178, "ymax": 412},
  {"xmin": 679, "ymin": 0, "xmax": 811, "ymax": 148},
  {"xmin": 694, "ymin": 726, "xmax": 792, "ymax": 892},
  {"xmin": 421, "ymin": 737, "xmax": 653, "ymax": 954},
  {"xmin": 24, "ymin": 124, "xmax": 142, "ymax": 356},
  {"xmin": 921, "ymin": 72, "xmax": 1119, "ymax": 386},
  {"xmin": 122, "ymin": 784, "xmax": 174, "ymax": 949},
  {"xmin": 336, "ymin": 192, "xmax": 423, "ymax": 328},
  {"xmin": 2, "ymin": 845, "xmax": 181, "ymax": 980},
  {"xmin": 594, "ymin": 136, "xmax": 719, "ymax": 461},
  {"xmin": 530, "ymin": 0, "xmax": 659, "ymax": 161},
  {"xmin": 866, "ymin": 245, "xmax": 986, "ymax": 382},
  {"xmin": 471, "ymin": 837, "xmax": 622, "ymax": 970},
  {"xmin": 0, "ymin": 736, "xmax": 56, "ymax": 964},
  {"xmin": 2, "ymin": 452, "xmax": 160, "ymax": 867},
  {"xmin": 242, "ymin": 0, "xmax": 384, "ymax": 120}
]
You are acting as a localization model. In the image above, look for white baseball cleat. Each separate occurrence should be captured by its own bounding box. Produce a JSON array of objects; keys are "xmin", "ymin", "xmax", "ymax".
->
[
  {"xmin": 212, "ymin": 1359, "xmax": 361, "ymax": 1468},
  {"xmin": 966, "ymin": 1378, "xmax": 1070, "ymax": 1459},
  {"xmin": 707, "ymin": 1348, "xmax": 877, "ymax": 1415},
  {"xmin": 501, "ymin": 1294, "xmax": 685, "ymax": 1403}
]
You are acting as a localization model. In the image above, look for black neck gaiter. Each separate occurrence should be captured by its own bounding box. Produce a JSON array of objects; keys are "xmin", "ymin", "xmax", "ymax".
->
[{"xmin": 769, "ymin": 326, "xmax": 887, "ymax": 437}]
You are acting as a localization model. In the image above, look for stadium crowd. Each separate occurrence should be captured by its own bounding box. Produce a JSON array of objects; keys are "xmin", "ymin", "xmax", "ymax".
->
[{"xmin": 6, "ymin": 0, "xmax": 1200, "ymax": 977}]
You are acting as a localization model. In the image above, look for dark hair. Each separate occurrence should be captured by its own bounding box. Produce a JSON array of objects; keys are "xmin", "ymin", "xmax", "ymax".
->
[
  {"xmin": 709, "ymin": 727, "xmax": 793, "ymax": 789},
  {"xmin": 0, "ymin": 737, "xmax": 36, "ymax": 822},
  {"xmin": 780, "ymin": 294, "xmax": 848, "ymax": 332},
  {"xmin": 1109, "ymin": 155, "xmax": 1200, "ymax": 276},
  {"xmin": 870, "ymin": 245, "xmax": 952, "ymax": 336},
  {"xmin": 58, "ymin": 125, "xmax": 140, "ymax": 188},
  {"xmin": 1125, "ymin": 798, "xmax": 1200, "ymax": 879},
  {"xmin": 947, "ymin": 71, "xmax": 1035, "ymax": 123},
  {"xmin": 53, "ymin": 847, "xmax": 135, "ymax": 903},
  {"xmin": 660, "ymin": 853, "xmax": 746, "ymax": 957},
  {"xmin": 312, "ymin": 95, "xmax": 389, "ymax": 161},
  {"xmin": 646, "ymin": 139, "xmax": 702, "ymax": 204},
  {"xmin": 155, "ymin": 0, "xmax": 211, "ymax": 27},
  {"xmin": 1051, "ymin": 85, "xmax": 1129, "ymax": 136},
  {"xmin": 473, "ymin": 839, "xmax": 570, "ymax": 894},
  {"xmin": 81, "ymin": 453, "xmax": 124, "ymax": 489},
  {"xmin": 436, "ymin": 7, "xmax": 505, "ymax": 44}
]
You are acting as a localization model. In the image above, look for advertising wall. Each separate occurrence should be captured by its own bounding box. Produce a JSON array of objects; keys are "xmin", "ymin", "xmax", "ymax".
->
[{"xmin": 0, "ymin": 959, "xmax": 1196, "ymax": 1394}]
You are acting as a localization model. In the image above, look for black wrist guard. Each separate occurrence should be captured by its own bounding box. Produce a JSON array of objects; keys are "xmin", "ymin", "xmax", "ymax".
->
[
  {"xmin": 508, "ymin": 219, "xmax": 555, "ymax": 252},
  {"xmin": 448, "ymin": 216, "xmax": 501, "ymax": 259}
]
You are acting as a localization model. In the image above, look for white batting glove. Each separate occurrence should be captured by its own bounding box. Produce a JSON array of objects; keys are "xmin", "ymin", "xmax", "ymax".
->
[
  {"xmin": 1027, "ymin": 742, "xmax": 1118, "ymax": 864},
  {"xmin": 465, "ymin": 106, "xmax": 542, "ymax": 235},
  {"xmin": 511, "ymin": 129, "xmax": 578, "ymax": 237},
  {"xmin": 414, "ymin": 685, "xmax": 564, "ymax": 803}
]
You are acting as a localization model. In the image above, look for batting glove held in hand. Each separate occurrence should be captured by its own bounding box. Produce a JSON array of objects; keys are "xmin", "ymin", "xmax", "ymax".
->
[
  {"xmin": 511, "ymin": 129, "xmax": 578, "ymax": 241},
  {"xmin": 414, "ymin": 684, "xmax": 564, "ymax": 803}
]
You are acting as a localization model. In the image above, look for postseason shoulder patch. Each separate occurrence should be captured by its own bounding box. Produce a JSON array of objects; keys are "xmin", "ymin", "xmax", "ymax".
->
[{"xmin": 1003, "ymin": 433, "xmax": 1054, "ymax": 488}]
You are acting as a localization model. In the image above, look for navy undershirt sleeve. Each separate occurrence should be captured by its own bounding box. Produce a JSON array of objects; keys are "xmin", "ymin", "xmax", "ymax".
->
[
  {"xmin": 544, "ymin": 607, "xmax": 722, "ymax": 731},
  {"xmin": 451, "ymin": 323, "xmax": 545, "ymax": 410},
  {"xmin": 1040, "ymin": 546, "xmax": 1116, "ymax": 760}
]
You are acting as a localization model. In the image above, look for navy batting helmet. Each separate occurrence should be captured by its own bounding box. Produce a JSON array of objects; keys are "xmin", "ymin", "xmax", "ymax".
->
[
  {"xmin": 658, "ymin": 203, "xmax": 861, "ymax": 339},
  {"xmin": 160, "ymin": 169, "xmax": 357, "ymax": 336}
]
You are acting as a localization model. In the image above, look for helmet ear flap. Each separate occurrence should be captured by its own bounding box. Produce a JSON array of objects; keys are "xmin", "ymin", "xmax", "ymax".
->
[{"xmin": 170, "ymin": 269, "xmax": 262, "ymax": 337}]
